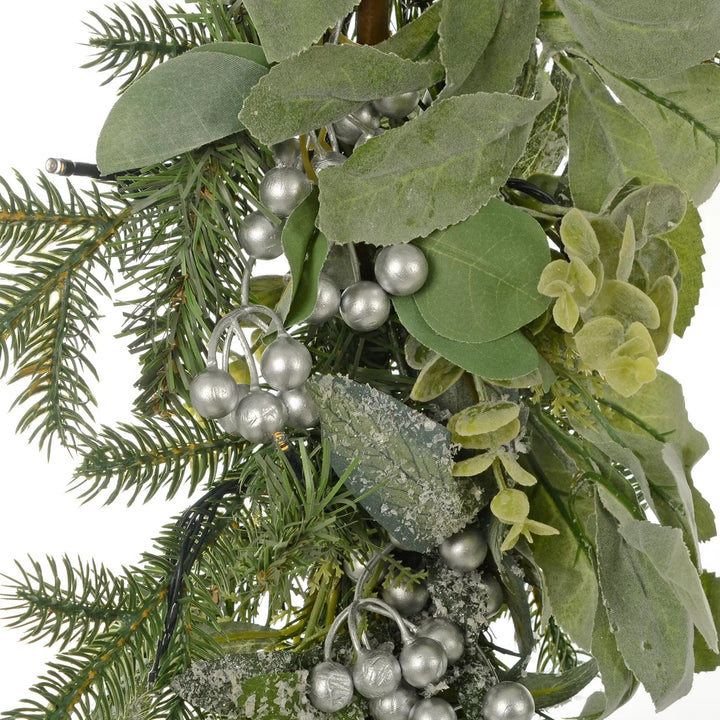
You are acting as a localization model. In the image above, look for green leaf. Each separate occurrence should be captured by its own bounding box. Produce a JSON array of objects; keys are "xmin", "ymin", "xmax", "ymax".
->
[
  {"xmin": 242, "ymin": 0, "xmax": 357, "ymax": 63},
  {"xmin": 188, "ymin": 41, "xmax": 268, "ymax": 66},
  {"xmin": 556, "ymin": 0, "xmax": 720, "ymax": 78},
  {"xmin": 410, "ymin": 354, "xmax": 464, "ymax": 402},
  {"xmin": 449, "ymin": 401, "xmax": 520, "ymax": 436},
  {"xmin": 377, "ymin": 1, "xmax": 443, "ymax": 60},
  {"xmin": 567, "ymin": 60, "xmax": 667, "ymax": 212},
  {"xmin": 598, "ymin": 64, "xmax": 720, "ymax": 205},
  {"xmin": 96, "ymin": 53, "xmax": 267, "ymax": 174},
  {"xmin": 249, "ymin": 275, "xmax": 286, "ymax": 308},
  {"xmin": 438, "ymin": 0, "xmax": 503, "ymax": 98},
  {"xmin": 318, "ymin": 91, "xmax": 552, "ymax": 246},
  {"xmin": 308, "ymin": 374, "xmax": 482, "ymax": 552},
  {"xmin": 238, "ymin": 45, "xmax": 443, "ymax": 146},
  {"xmin": 393, "ymin": 294, "xmax": 540, "ymax": 379},
  {"xmin": 594, "ymin": 489, "xmax": 695, "ymax": 711},
  {"xmin": 411, "ymin": 200, "xmax": 550, "ymax": 342},
  {"xmin": 694, "ymin": 572, "xmax": 720, "ymax": 672},
  {"xmin": 520, "ymin": 660, "xmax": 598, "ymax": 709},
  {"xmin": 660, "ymin": 203, "xmax": 705, "ymax": 337}
]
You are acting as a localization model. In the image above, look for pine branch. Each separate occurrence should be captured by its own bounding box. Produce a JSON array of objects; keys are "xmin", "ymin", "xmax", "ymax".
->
[
  {"xmin": 83, "ymin": 3, "xmax": 210, "ymax": 93},
  {"xmin": 187, "ymin": 1, "xmax": 259, "ymax": 43}
]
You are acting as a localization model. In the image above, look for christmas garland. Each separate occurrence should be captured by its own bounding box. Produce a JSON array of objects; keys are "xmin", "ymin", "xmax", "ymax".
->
[{"xmin": 1, "ymin": 2, "xmax": 720, "ymax": 720}]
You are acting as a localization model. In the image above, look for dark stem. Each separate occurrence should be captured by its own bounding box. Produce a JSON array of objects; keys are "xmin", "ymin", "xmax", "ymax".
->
[{"xmin": 356, "ymin": 0, "xmax": 390, "ymax": 45}]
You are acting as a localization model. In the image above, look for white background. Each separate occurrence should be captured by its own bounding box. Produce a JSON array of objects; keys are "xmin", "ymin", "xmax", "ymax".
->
[{"xmin": 0, "ymin": 2, "xmax": 718, "ymax": 718}]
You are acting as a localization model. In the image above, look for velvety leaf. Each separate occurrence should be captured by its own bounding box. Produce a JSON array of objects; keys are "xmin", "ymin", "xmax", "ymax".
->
[
  {"xmin": 567, "ymin": 60, "xmax": 667, "ymax": 212},
  {"xmin": 438, "ymin": 0, "xmax": 503, "ymax": 98},
  {"xmin": 393, "ymin": 294, "xmax": 540, "ymax": 379},
  {"xmin": 556, "ymin": 0, "xmax": 720, "ymax": 78},
  {"xmin": 520, "ymin": 660, "xmax": 598, "ymax": 709},
  {"xmin": 410, "ymin": 354, "xmax": 464, "ymax": 402},
  {"xmin": 239, "ymin": 45, "xmax": 443, "ymax": 146},
  {"xmin": 308, "ymin": 374, "xmax": 482, "ymax": 552},
  {"xmin": 449, "ymin": 401, "xmax": 520, "ymax": 436},
  {"xmin": 412, "ymin": 200, "xmax": 550, "ymax": 342},
  {"xmin": 318, "ymin": 90, "xmax": 552, "ymax": 246},
  {"xmin": 377, "ymin": 1, "xmax": 443, "ymax": 60},
  {"xmin": 694, "ymin": 572, "xmax": 720, "ymax": 672},
  {"xmin": 97, "ymin": 53, "xmax": 267, "ymax": 173},
  {"xmin": 242, "ymin": 0, "xmax": 357, "ymax": 63},
  {"xmin": 594, "ymin": 489, "xmax": 695, "ymax": 711},
  {"xmin": 188, "ymin": 41, "xmax": 268, "ymax": 66},
  {"xmin": 599, "ymin": 63, "xmax": 720, "ymax": 205}
]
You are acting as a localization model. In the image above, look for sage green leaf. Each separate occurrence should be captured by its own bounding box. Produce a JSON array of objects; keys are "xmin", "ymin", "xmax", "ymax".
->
[
  {"xmin": 239, "ymin": 45, "xmax": 443, "ymax": 146},
  {"xmin": 660, "ymin": 203, "xmax": 705, "ymax": 337},
  {"xmin": 694, "ymin": 572, "xmax": 720, "ymax": 672},
  {"xmin": 449, "ymin": 401, "xmax": 520, "ymax": 437},
  {"xmin": 410, "ymin": 354, "xmax": 464, "ymax": 402},
  {"xmin": 404, "ymin": 335, "xmax": 434, "ymax": 370},
  {"xmin": 692, "ymin": 486, "xmax": 717, "ymax": 544},
  {"xmin": 318, "ymin": 91, "xmax": 552, "ymax": 246},
  {"xmin": 599, "ymin": 64, "xmax": 720, "ymax": 205},
  {"xmin": 594, "ymin": 490, "xmax": 694, "ymax": 711},
  {"xmin": 556, "ymin": 0, "xmax": 720, "ymax": 79},
  {"xmin": 393, "ymin": 294, "xmax": 540, "ymax": 379},
  {"xmin": 635, "ymin": 239, "xmax": 680, "ymax": 290},
  {"xmin": 96, "ymin": 53, "xmax": 267, "ymax": 174},
  {"xmin": 412, "ymin": 200, "xmax": 550, "ymax": 342},
  {"xmin": 249, "ymin": 276, "xmax": 286, "ymax": 309},
  {"xmin": 242, "ymin": 0, "xmax": 357, "ymax": 63},
  {"xmin": 308, "ymin": 374, "xmax": 481, "ymax": 552},
  {"xmin": 377, "ymin": 1, "xmax": 443, "ymax": 60},
  {"xmin": 520, "ymin": 660, "xmax": 598, "ymax": 709},
  {"xmin": 188, "ymin": 41, "xmax": 268, "ymax": 66},
  {"xmin": 647, "ymin": 276, "xmax": 677, "ymax": 354},
  {"xmin": 438, "ymin": 0, "xmax": 503, "ymax": 98},
  {"xmin": 567, "ymin": 60, "xmax": 667, "ymax": 212},
  {"xmin": 583, "ymin": 279, "xmax": 660, "ymax": 329}
]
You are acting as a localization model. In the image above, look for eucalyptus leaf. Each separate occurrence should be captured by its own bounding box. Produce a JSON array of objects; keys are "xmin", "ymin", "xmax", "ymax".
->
[
  {"xmin": 97, "ymin": 53, "xmax": 267, "ymax": 174},
  {"xmin": 694, "ymin": 572, "xmax": 720, "ymax": 672},
  {"xmin": 318, "ymin": 91, "xmax": 552, "ymax": 246},
  {"xmin": 377, "ymin": 1, "xmax": 443, "ymax": 60},
  {"xmin": 242, "ymin": 0, "xmax": 357, "ymax": 63},
  {"xmin": 556, "ymin": 0, "xmax": 720, "ymax": 78},
  {"xmin": 239, "ymin": 45, "xmax": 443, "ymax": 146},
  {"xmin": 410, "ymin": 354, "xmax": 464, "ymax": 402},
  {"xmin": 520, "ymin": 659, "xmax": 598, "ymax": 709},
  {"xmin": 393, "ymin": 294, "xmax": 540, "ymax": 379},
  {"xmin": 412, "ymin": 200, "xmax": 550, "ymax": 342},
  {"xmin": 567, "ymin": 60, "xmax": 667, "ymax": 212},
  {"xmin": 188, "ymin": 41, "xmax": 268, "ymax": 66},
  {"xmin": 308, "ymin": 374, "xmax": 482, "ymax": 552}
]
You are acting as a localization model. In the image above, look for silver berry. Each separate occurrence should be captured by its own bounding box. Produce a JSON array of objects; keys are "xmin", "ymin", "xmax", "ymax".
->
[
  {"xmin": 216, "ymin": 383, "xmax": 251, "ymax": 434},
  {"xmin": 189, "ymin": 367, "xmax": 242, "ymax": 419},
  {"xmin": 482, "ymin": 574, "xmax": 504, "ymax": 617},
  {"xmin": 343, "ymin": 552, "xmax": 369, "ymax": 583},
  {"xmin": 409, "ymin": 697, "xmax": 457, "ymax": 720},
  {"xmin": 238, "ymin": 211, "xmax": 283, "ymax": 260},
  {"xmin": 415, "ymin": 617, "xmax": 464, "ymax": 665},
  {"xmin": 439, "ymin": 527, "xmax": 488, "ymax": 572},
  {"xmin": 308, "ymin": 274, "xmax": 341, "ymax": 324},
  {"xmin": 312, "ymin": 151, "xmax": 347, "ymax": 173},
  {"xmin": 374, "ymin": 91, "xmax": 421, "ymax": 119},
  {"xmin": 260, "ymin": 336, "xmax": 312, "ymax": 391},
  {"xmin": 340, "ymin": 281, "xmax": 391, "ymax": 332},
  {"xmin": 270, "ymin": 138, "xmax": 301, "ymax": 168},
  {"xmin": 382, "ymin": 579, "xmax": 429, "ymax": 616},
  {"xmin": 235, "ymin": 389, "xmax": 288, "ymax": 443},
  {"xmin": 279, "ymin": 386, "xmax": 319, "ymax": 429},
  {"xmin": 352, "ymin": 647, "xmax": 402, "ymax": 699},
  {"xmin": 374, "ymin": 244, "xmax": 429, "ymax": 296},
  {"xmin": 368, "ymin": 683, "xmax": 419, "ymax": 720},
  {"xmin": 399, "ymin": 637, "xmax": 448, "ymax": 688},
  {"xmin": 259, "ymin": 166, "xmax": 312, "ymax": 217},
  {"xmin": 308, "ymin": 661, "xmax": 355, "ymax": 713},
  {"xmin": 333, "ymin": 103, "xmax": 381, "ymax": 144},
  {"xmin": 480, "ymin": 681, "xmax": 535, "ymax": 720}
]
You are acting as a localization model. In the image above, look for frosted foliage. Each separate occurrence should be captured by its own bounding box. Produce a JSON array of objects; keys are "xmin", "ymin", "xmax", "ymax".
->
[{"xmin": 309, "ymin": 375, "xmax": 482, "ymax": 552}]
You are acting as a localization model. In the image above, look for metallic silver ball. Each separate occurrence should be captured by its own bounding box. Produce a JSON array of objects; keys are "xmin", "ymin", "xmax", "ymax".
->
[
  {"xmin": 312, "ymin": 151, "xmax": 347, "ymax": 173},
  {"xmin": 216, "ymin": 384, "xmax": 251, "ymax": 434},
  {"xmin": 374, "ymin": 91, "xmax": 421, "ymax": 119},
  {"xmin": 343, "ymin": 552, "xmax": 369, "ymax": 582},
  {"xmin": 308, "ymin": 274, "xmax": 341, "ymax": 324},
  {"xmin": 270, "ymin": 138, "xmax": 301, "ymax": 167},
  {"xmin": 189, "ymin": 367, "xmax": 242, "ymax": 419},
  {"xmin": 259, "ymin": 166, "xmax": 312, "ymax": 217},
  {"xmin": 369, "ymin": 684, "xmax": 419, "ymax": 720},
  {"xmin": 334, "ymin": 103, "xmax": 381, "ymax": 144},
  {"xmin": 439, "ymin": 527, "xmax": 488, "ymax": 573},
  {"xmin": 352, "ymin": 648, "xmax": 402, "ymax": 699},
  {"xmin": 260, "ymin": 336, "xmax": 312, "ymax": 391},
  {"xmin": 409, "ymin": 697, "xmax": 457, "ymax": 720},
  {"xmin": 482, "ymin": 575, "xmax": 504, "ymax": 617},
  {"xmin": 382, "ymin": 579, "xmax": 429, "ymax": 616},
  {"xmin": 279, "ymin": 386, "xmax": 319, "ymax": 429},
  {"xmin": 415, "ymin": 618, "xmax": 464, "ymax": 665},
  {"xmin": 481, "ymin": 682, "xmax": 535, "ymax": 720},
  {"xmin": 308, "ymin": 661, "xmax": 355, "ymax": 713},
  {"xmin": 340, "ymin": 281, "xmax": 391, "ymax": 332},
  {"xmin": 235, "ymin": 389, "xmax": 288, "ymax": 443},
  {"xmin": 374, "ymin": 244, "xmax": 429, "ymax": 296},
  {"xmin": 238, "ymin": 211, "xmax": 283, "ymax": 260},
  {"xmin": 399, "ymin": 637, "xmax": 448, "ymax": 688}
]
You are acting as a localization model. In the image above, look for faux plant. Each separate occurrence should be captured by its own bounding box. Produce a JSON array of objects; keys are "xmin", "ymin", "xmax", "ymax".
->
[{"xmin": 1, "ymin": 1, "xmax": 719, "ymax": 719}]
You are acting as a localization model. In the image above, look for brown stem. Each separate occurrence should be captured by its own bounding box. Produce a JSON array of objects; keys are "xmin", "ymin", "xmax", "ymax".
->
[{"xmin": 356, "ymin": 0, "xmax": 390, "ymax": 45}]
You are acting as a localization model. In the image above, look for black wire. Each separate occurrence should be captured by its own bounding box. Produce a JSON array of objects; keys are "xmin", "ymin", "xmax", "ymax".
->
[{"xmin": 505, "ymin": 177, "xmax": 559, "ymax": 205}]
